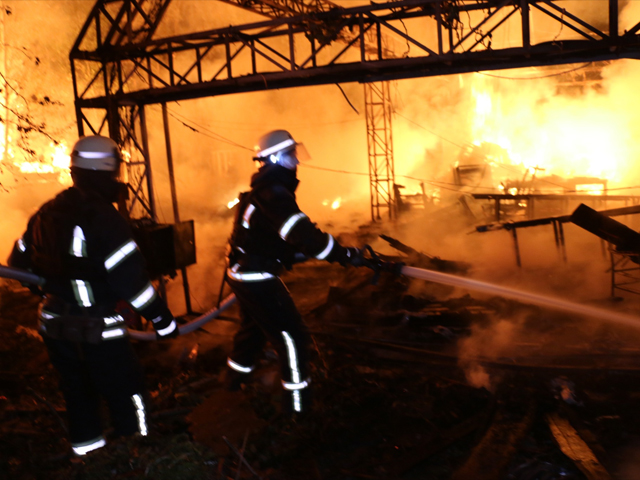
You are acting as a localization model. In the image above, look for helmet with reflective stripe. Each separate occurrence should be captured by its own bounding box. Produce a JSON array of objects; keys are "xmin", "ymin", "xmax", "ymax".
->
[
  {"xmin": 254, "ymin": 130, "xmax": 309, "ymax": 170},
  {"xmin": 71, "ymin": 135, "xmax": 121, "ymax": 172}
]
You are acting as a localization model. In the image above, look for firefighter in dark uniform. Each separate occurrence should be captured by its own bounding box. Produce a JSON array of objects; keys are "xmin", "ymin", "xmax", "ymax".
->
[
  {"xmin": 225, "ymin": 129, "xmax": 368, "ymax": 416},
  {"xmin": 7, "ymin": 135, "xmax": 179, "ymax": 456}
]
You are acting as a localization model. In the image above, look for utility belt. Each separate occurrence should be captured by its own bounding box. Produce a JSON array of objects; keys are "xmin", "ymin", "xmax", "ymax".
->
[{"xmin": 38, "ymin": 296, "xmax": 127, "ymax": 343}]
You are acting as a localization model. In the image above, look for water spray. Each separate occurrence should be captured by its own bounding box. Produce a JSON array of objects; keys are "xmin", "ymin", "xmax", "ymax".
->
[
  {"xmin": 399, "ymin": 265, "xmax": 640, "ymax": 330},
  {"xmin": 360, "ymin": 243, "xmax": 640, "ymax": 330}
]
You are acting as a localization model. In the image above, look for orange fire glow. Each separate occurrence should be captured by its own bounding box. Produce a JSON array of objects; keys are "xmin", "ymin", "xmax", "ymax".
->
[
  {"xmin": 7, "ymin": 141, "xmax": 72, "ymax": 185},
  {"xmin": 322, "ymin": 198, "xmax": 341, "ymax": 209}
]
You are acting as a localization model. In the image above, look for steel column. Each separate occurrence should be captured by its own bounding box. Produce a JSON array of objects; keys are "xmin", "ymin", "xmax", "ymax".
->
[
  {"xmin": 162, "ymin": 103, "xmax": 193, "ymax": 314},
  {"xmin": 138, "ymin": 104, "xmax": 157, "ymax": 222}
]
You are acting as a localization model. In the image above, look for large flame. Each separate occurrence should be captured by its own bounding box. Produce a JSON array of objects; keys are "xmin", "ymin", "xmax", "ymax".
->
[{"xmin": 469, "ymin": 72, "xmax": 625, "ymax": 188}]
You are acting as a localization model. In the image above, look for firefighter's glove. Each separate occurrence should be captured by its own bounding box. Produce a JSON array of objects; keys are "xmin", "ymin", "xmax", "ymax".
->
[
  {"xmin": 343, "ymin": 247, "xmax": 374, "ymax": 269},
  {"xmin": 155, "ymin": 318, "xmax": 180, "ymax": 341},
  {"xmin": 25, "ymin": 283, "xmax": 44, "ymax": 297},
  {"xmin": 293, "ymin": 252, "xmax": 309, "ymax": 264}
]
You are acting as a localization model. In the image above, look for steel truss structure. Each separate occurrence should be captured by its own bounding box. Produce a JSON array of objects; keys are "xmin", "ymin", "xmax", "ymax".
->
[
  {"xmin": 365, "ymin": 81, "xmax": 395, "ymax": 220},
  {"xmin": 71, "ymin": 0, "xmax": 640, "ymax": 221}
]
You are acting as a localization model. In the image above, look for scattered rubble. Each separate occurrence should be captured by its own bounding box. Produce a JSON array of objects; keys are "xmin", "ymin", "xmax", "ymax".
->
[{"xmin": 3, "ymin": 234, "xmax": 640, "ymax": 479}]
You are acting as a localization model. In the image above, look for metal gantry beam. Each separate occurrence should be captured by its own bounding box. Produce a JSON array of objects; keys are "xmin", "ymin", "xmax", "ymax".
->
[{"xmin": 71, "ymin": 0, "xmax": 640, "ymax": 109}]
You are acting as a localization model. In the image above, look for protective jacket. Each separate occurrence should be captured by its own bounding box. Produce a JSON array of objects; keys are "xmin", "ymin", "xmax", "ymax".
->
[
  {"xmin": 227, "ymin": 164, "xmax": 350, "ymax": 280},
  {"xmin": 8, "ymin": 186, "xmax": 176, "ymax": 341},
  {"xmin": 226, "ymin": 164, "xmax": 351, "ymax": 416}
]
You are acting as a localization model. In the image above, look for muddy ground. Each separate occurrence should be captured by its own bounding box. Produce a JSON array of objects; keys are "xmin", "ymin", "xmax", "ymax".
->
[{"xmin": 3, "ymin": 239, "xmax": 640, "ymax": 479}]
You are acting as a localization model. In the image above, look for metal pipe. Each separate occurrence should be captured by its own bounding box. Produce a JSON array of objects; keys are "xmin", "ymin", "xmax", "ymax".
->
[
  {"xmin": 610, "ymin": 0, "xmax": 619, "ymax": 39},
  {"xmin": 511, "ymin": 228, "xmax": 521, "ymax": 267},
  {"xmin": 400, "ymin": 265, "xmax": 640, "ymax": 330},
  {"xmin": 161, "ymin": 102, "xmax": 193, "ymax": 314},
  {"xmin": 139, "ymin": 103, "xmax": 166, "ymax": 300},
  {"xmin": 128, "ymin": 293, "xmax": 237, "ymax": 341},
  {"xmin": 139, "ymin": 104, "xmax": 157, "ymax": 222}
]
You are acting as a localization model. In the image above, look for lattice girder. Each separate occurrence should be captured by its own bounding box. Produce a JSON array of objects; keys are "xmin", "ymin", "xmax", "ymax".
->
[{"xmin": 72, "ymin": 1, "xmax": 640, "ymax": 109}]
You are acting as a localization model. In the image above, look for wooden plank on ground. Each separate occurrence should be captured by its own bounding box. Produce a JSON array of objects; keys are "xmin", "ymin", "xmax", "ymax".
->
[
  {"xmin": 450, "ymin": 399, "xmax": 536, "ymax": 480},
  {"xmin": 546, "ymin": 412, "xmax": 612, "ymax": 480},
  {"xmin": 387, "ymin": 406, "xmax": 493, "ymax": 477}
]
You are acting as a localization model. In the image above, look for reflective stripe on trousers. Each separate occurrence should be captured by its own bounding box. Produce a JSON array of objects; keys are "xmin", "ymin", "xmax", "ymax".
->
[
  {"xmin": 228, "ymin": 357, "xmax": 254, "ymax": 373},
  {"xmin": 282, "ymin": 331, "xmax": 310, "ymax": 413},
  {"xmin": 72, "ymin": 436, "xmax": 106, "ymax": 456},
  {"xmin": 132, "ymin": 394, "xmax": 148, "ymax": 436}
]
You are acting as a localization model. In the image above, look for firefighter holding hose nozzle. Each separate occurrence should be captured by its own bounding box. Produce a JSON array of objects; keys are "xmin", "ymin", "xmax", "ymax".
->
[
  {"xmin": 7, "ymin": 135, "xmax": 179, "ymax": 457},
  {"xmin": 224, "ymin": 129, "xmax": 371, "ymax": 417}
]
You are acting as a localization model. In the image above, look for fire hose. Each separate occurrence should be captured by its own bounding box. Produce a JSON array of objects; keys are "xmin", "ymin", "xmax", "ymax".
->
[
  {"xmin": 0, "ymin": 263, "xmax": 237, "ymax": 341},
  {"xmin": 363, "ymin": 247, "xmax": 640, "ymax": 331},
  {"xmin": 5, "ymin": 251, "xmax": 640, "ymax": 338},
  {"xmin": 128, "ymin": 293, "xmax": 237, "ymax": 341},
  {"xmin": 0, "ymin": 265, "xmax": 46, "ymax": 287}
]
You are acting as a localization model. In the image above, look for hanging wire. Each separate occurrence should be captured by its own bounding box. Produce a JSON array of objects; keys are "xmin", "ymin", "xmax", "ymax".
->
[
  {"xmin": 335, "ymin": 83, "xmax": 360, "ymax": 115},
  {"xmin": 299, "ymin": 163, "xmax": 491, "ymax": 194},
  {"xmin": 166, "ymin": 108, "xmax": 254, "ymax": 152},
  {"xmin": 301, "ymin": 162, "xmax": 640, "ymax": 196},
  {"xmin": 477, "ymin": 62, "xmax": 593, "ymax": 80},
  {"xmin": 394, "ymin": 112, "xmax": 466, "ymax": 150}
]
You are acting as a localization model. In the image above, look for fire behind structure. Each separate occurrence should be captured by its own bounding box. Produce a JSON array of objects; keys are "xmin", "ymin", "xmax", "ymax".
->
[{"xmin": 69, "ymin": 1, "xmax": 640, "ymax": 314}]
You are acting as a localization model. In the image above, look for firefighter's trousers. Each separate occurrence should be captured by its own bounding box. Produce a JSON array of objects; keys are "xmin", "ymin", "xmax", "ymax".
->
[
  {"xmin": 43, "ymin": 335, "xmax": 148, "ymax": 451},
  {"xmin": 226, "ymin": 276, "xmax": 312, "ymax": 414}
]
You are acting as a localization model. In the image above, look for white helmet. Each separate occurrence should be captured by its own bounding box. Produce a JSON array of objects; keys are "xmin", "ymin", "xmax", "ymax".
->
[
  {"xmin": 70, "ymin": 135, "xmax": 121, "ymax": 172},
  {"xmin": 253, "ymin": 130, "xmax": 309, "ymax": 170}
]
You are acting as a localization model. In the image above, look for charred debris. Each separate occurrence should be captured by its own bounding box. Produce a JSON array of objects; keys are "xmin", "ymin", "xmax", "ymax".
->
[{"xmin": 2, "ymin": 228, "xmax": 640, "ymax": 480}]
